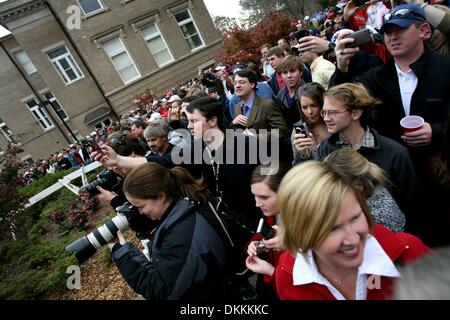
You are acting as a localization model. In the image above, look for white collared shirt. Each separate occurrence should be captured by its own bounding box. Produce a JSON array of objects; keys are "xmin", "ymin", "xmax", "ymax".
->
[
  {"xmin": 395, "ymin": 63, "xmax": 418, "ymax": 116},
  {"xmin": 292, "ymin": 235, "xmax": 400, "ymax": 300}
]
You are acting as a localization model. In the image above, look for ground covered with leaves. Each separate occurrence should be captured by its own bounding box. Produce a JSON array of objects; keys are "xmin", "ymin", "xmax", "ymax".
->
[{"xmin": 46, "ymin": 204, "xmax": 143, "ymax": 300}]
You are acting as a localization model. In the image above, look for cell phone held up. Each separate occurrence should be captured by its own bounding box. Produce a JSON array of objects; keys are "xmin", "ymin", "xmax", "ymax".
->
[
  {"xmin": 90, "ymin": 140, "xmax": 103, "ymax": 154},
  {"xmin": 342, "ymin": 29, "xmax": 373, "ymax": 48}
]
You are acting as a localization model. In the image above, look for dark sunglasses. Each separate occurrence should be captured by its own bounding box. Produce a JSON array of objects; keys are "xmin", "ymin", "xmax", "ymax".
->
[{"xmin": 383, "ymin": 8, "xmax": 426, "ymax": 23}]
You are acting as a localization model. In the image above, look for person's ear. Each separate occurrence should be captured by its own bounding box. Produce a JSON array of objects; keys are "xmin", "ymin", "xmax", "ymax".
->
[
  {"xmin": 419, "ymin": 23, "xmax": 431, "ymax": 40},
  {"xmin": 208, "ymin": 116, "xmax": 218, "ymax": 128},
  {"xmin": 351, "ymin": 108, "xmax": 363, "ymax": 120}
]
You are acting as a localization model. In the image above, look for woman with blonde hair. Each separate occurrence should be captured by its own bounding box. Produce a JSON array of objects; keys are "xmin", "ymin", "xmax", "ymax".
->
[
  {"xmin": 324, "ymin": 148, "xmax": 406, "ymax": 232},
  {"xmin": 106, "ymin": 162, "xmax": 231, "ymax": 300},
  {"xmin": 275, "ymin": 161, "xmax": 430, "ymax": 300}
]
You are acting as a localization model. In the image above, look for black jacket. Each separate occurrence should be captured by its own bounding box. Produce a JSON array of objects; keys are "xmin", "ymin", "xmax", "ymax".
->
[
  {"xmin": 111, "ymin": 198, "xmax": 227, "ymax": 300},
  {"xmin": 302, "ymin": 128, "xmax": 421, "ymax": 223},
  {"xmin": 330, "ymin": 50, "xmax": 450, "ymax": 169}
]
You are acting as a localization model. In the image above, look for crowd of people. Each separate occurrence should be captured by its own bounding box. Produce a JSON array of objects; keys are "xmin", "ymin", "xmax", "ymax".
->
[{"xmin": 12, "ymin": 0, "xmax": 450, "ymax": 300}]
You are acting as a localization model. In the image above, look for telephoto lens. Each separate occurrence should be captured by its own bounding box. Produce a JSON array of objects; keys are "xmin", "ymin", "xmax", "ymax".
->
[{"xmin": 65, "ymin": 202, "xmax": 131, "ymax": 263}]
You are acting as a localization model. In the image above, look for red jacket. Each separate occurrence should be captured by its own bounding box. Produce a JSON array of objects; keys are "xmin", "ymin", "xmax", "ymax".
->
[{"xmin": 275, "ymin": 225, "xmax": 431, "ymax": 300}]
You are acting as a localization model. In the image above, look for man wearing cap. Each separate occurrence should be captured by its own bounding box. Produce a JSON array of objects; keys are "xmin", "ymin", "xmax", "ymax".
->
[
  {"xmin": 214, "ymin": 65, "xmax": 234, "ymax": 100},
  {"xmin": 331, "ymin": 3, "xmax": 450, "ymax": 242},
  {"xmin": 332, "ymin": 3, "xmax": 449, "ymax": 159}
]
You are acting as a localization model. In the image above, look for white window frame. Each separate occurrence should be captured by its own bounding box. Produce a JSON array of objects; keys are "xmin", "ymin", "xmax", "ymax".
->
[
  {"xmin": 43, "ymin": 91, "xmax": 69, "ymax": 121},
  {"xmin": 102, "ymin": 37, "xmax": 141, "ymax": 84},
  {"xmin": 140, "ymin": 22, "xmax": 174, "ymax": 67},
  {"xmin": 0, "ymin": 118, "xmax": 15, "ymax": 142},
  {"xmin": 25, "ymin": 98, "xmax": 54, "ymax": 131},
  {"xmin": 15, "ymin": 50, "xmax": 37, "ymax": 75},
  {"xmin": 174, "ymin": 8, "xmax": 205, "ymax": 51},
  {"xmin": 47, "ymin": 46, "xmax": 84, "ymax": 85},
  {"xmin": 77, "ymin": 0, "xmax": 105, "ymax": 16}
]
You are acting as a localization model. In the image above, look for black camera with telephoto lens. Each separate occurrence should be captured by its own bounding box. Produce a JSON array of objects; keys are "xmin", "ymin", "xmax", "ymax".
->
[
  {"xmin": 83, "ymin": 169, "xmax": 122, "ymax": 197},
  {"xmin": 65, "ymin": 202, "xmax": 156, "ymax": 263},
  {"xmin": 65, "ymin": 202, "xmax": 134, "ymax": 263}
]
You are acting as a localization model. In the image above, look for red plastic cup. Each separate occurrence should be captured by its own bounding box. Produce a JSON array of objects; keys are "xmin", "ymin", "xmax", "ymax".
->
[{"xmin": 400, "ymin": 116, "xmax": 424, "ymax": 134}]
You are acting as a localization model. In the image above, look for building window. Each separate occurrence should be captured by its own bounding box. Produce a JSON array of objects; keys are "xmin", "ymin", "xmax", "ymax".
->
[
  {"xmin": 140, "ymin": 23, "xmax": 174, "ymax": 67},
  {"xmin": 15, "ymin": 50, "xmax": 37, "ymax": 75},
  {"xmin": 72, "ymin": 131, "xmax": 83, "ymax": 142},
  {"xmin": 21, "ymin": 155, "xmax": 34, "ymax": 165},
  {"xmin": 94, "ymin": 118, "xmax": 111, "ymax": 129},
  {"xmin": 25, "ymin": 99, "xmax": 54, "ymax": 130},
  {"xmin": 43, "ymin": 92, "xmax": 69, "ymax": 121},
  {"xmin": 174, "ymin": 9, "xmax": 204, "ymax": 51},
  {"xmin": 77, "ymin": 0, "xmax": 104, "ymax": 15},
  {"xmin": 102, "ymin": 38, "xmax": 140, "ymax": 84},
  {"xmin": 47, "ymin": 46, "xmax": 84, "ymax": 85},
  {"xmin": 0, "ymin": 118, "xmax": 15, "ymax": 142}
]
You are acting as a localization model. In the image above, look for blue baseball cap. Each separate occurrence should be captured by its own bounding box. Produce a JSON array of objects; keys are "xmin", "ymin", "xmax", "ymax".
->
[{"xmin": 380, "ymin": 4, "xmax": 427, "ymax": 34}]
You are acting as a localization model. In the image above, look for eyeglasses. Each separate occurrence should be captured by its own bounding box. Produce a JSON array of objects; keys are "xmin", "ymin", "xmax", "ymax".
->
[
  {"xmin": 320, "ymin": 109, "xmax": 349, "ymax": 118},
  {"xmin": 383, "ymin": 8, "xmax": 426, "ymax": 23}
]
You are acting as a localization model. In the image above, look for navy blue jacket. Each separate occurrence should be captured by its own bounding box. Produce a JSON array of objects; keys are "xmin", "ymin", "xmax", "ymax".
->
[{"xmin": 112, "ymin": 198, "xmax": 227, "ymax": 300}]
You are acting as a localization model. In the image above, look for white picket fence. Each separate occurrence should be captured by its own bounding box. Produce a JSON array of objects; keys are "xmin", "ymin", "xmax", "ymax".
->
[{"xmin": 25, "ymin": 161, "xmax": 103, "ymax": 208}]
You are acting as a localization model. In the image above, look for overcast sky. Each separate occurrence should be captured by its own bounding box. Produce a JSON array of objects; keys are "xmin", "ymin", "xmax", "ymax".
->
[
  {"xmin": 0, "ymin": 0, "xmax": 246, "ymax": 38},
  {"xmin": 203, "ymin": 0, "xmax": 246, "ymax": 21}
]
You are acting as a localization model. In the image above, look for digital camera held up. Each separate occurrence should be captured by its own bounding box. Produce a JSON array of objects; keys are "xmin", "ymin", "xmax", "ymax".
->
[{"xmin": 294, "ymin": 122, "xmax": 310, "ymax": 137}]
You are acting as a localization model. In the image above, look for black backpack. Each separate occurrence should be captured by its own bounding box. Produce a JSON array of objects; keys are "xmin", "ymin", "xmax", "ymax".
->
[{"xmin": 198, "ymin": 196, "xmax": 255, "ymax": 277}]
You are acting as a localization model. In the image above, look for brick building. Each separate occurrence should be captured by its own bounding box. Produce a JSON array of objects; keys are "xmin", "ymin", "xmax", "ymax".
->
[{"xmin": 0, "ymin": 0, "xmax": 222, "ymax": 161}]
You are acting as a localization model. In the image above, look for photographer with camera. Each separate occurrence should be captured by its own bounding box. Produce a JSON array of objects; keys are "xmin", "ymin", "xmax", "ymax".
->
[
  {"xmin": 107, "ymin": 162, "xmax": 233, "ymax": 300},
  {"xmin": 94, "ymin": 134, "xmax": 157, "ymax": 238},
  {"xmin": 245, "ymin": 163, "xmax": 290, "ymax": 300}
]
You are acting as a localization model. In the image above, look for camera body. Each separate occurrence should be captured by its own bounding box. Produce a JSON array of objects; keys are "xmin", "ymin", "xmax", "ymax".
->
[
  {"xmin": 342, "ymin": 29, "xmax": 373, "ymax": 48},
  {"xmin": 83, "ymin": 169, "xmax": 121, "ymax": 197},
  {"xmin": 256, "ymin": 241, "xmax": 268, "ymax": 255},
  {"xmin": 255, "ymin": 219, "xmax": 276, "ymax": 255},
  {"xmin": 65, "ymin": 202, "xmax": 157, "ymax": 263},
  {"xmin": 294, "ymin": 122, "xmax": 310, "ymax": 136}
]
